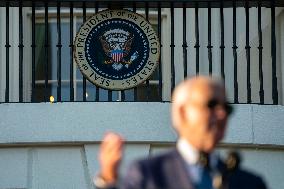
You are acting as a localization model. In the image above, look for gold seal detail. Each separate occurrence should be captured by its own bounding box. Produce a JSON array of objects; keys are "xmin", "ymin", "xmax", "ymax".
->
[{"xmin": 74, "ymin": 9, "xmax": 160, "ymax": 90}]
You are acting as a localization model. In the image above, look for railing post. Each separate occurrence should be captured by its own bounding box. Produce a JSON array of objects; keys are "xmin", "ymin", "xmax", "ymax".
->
[
  {"xmin": 44, "ymin": 2, "xmax": 49, "ymax": 102},
  {"xmin": 19, "ymin": 0, "xmax": 24, "ymax": 102},
  {"xmin": 5, "ymin": 2, "xmax": 10, "ymax": 103},
  {"xmin": 95, "ymin": 2, "xmax": 100, "ymax": 102},
  {"xmin": 271, "ymin": 0, "xmax": 278, "ymax": 104},
  {"xmin": 258, "ymin": 1, "xmax": 264, "ymax": 104},
  {"xmin": 194, "ymin": 3, "xmax": 200, "ymax": 75},
  {"xmin": 82, "ymin": 2, "xmax": 87, "ymax": 102},
  {"xmin": 57, "ymin": 1, "xmax": 62, "ymax": 102},
  {"xmin": 182, "ymin": 3, "xmax": 188, "ymax": 79},
  {"xmin": 232, "ymin": 0, "xmax": 239, "ymax": 103},
  {"xmin": 69, "ymin": 2, "xmax": 74, "ymax": 101},
  {"xmin": 31, "ymin": 1, "xmax": 36, "ymax": 102},
  {"xmin": 170, "ymin": 3, "xmax": 175, "ymax": 93},
  {"xmin": 145, "ymin": 2, "xmax": 150, "ymax": 101},
  {"xmin": 245, "ymin": 0, "xmax": 251, "ymax": 103},
  {"xmin": 220, "ymin": 0, "xmax": 225, "ymax": 82},
  {"xmin": 158, "ymin": 2, "xmax": 163, "ymax": 102},
  {"xmin": 207, "ymin": 2, "xmax": 213, "ymax": 75}
]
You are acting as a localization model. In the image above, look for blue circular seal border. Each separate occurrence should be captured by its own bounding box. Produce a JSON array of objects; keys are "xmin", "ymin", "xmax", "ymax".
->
[{"xmin": 74, "ymin": 9, "xmax": 160, "ymax": 90}]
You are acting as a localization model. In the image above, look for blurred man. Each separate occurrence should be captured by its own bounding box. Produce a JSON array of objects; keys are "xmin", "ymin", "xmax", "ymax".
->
[{"xmin": 94, "ymin": 76, "xmax": 266, "ymax": 189}]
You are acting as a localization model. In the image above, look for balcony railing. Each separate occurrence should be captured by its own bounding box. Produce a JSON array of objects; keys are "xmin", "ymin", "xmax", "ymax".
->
[{"xmin": 0, "ymin": 0, "xmax": 284, "ymax": 103}]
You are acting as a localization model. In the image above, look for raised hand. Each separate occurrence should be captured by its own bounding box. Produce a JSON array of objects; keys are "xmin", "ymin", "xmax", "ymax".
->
[{"xmin": 98, "ymin": 132, "xmax": 125, "ymax": 184}]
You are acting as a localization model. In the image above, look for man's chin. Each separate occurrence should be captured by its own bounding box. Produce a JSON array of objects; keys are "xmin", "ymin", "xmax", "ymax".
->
[{"xmin": 203, "ymin": 143, "xmax": 217, "ymax": 153}]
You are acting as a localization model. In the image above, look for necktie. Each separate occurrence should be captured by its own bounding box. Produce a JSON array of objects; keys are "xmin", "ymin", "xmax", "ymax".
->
[
  {"xmin": 197, "ymin": 168, "xmax": 213, "ymax": 189},
  {"xmin": 198, "ymin": 152, "xmax": 225, "ymax": 189},
  {"xmin": 194, "ymin": 152, "xmax": 213, "ymax": 189},
  {"xmin": 199, "ymin": 152, "xmax": 210, "ymax": 170}
]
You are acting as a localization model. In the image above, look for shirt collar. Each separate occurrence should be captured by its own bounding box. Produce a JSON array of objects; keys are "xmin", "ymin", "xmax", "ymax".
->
[{"xmin": 177, "ymin": 138, "xmax": 199, "ymax": 165}]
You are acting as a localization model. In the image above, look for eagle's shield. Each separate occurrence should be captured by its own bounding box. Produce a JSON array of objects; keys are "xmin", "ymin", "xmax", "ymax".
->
[{"xmin": 111, "ymin": 50, "xmax": 124, "ymax": 63}]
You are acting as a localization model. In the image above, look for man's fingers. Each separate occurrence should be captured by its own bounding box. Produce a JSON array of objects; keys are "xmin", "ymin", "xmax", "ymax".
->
[
  {"xmin": 99, "ymin": 132, "xmax": 125, "ymax": 162},
  {"xmin": 101, "ymin": 133, "xmax": 124, "ymax": 150},
  {"xmin": 98, "ymin": 132, "xmax": 125, "ymax": 182},
  {"xmin": 103, "ymin": 132, "xmax": 124, "ymax": 141},
  {"xmin": 102, "ymin": 139, "xmax": 124, "ymax": 151},
  {"xmin": 101, "ymin": 133, "xmax": 124, "ymax": 147}
]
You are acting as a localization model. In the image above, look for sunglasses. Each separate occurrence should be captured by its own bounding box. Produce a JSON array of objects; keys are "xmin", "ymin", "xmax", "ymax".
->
[{"xmin": 207, "ymin": 99, "xmax": 233, "ymax": 115}]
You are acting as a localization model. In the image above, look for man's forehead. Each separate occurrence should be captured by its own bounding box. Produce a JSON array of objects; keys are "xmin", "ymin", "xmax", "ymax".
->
[
  {"xmin": 191, "ymin": 77, "xmax": 224, "ymax": 91},
  {"xmin": 190, "ymin": 84, "xmax": 225, "ymax": 101},
  {"xmin": 173, "ymin": 76, "xmax": 226, "ymax": 104}
]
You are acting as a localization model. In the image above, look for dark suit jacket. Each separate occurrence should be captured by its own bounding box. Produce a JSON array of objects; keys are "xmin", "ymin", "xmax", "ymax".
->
[
  {"xmin": 225, "ymin": 168, "xmax": 267, "ymax": 189},
  {"xmin": 97, "ymin": 149, "xmax": 266, "ymax": 189}
]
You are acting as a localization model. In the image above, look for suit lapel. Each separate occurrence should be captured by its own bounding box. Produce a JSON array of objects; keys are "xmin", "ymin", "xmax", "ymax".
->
[{"xmin": 166, "ymin": 149, "xmax": 195, "ymax": 189}]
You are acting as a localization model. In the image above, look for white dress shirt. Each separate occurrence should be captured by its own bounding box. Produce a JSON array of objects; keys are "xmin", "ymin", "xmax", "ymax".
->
[
  {"xmin": 177, "ymin": 138, "xmax": 219, "ymax": 184},
  {"xmin": 177, "ymin": 138, "xmax": 203, "ymax": 184}
]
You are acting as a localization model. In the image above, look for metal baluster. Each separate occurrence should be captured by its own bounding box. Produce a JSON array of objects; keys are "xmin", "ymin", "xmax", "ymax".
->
[
  {"xmin": 95, "ymin": 2, "xmax": 100, "ymax": 102},
  {"xmin": 220, "ymin": 0, "xmax": 225, "ymax": 82},
  {"xmin": 82, "ymin": 2, "xmax": 87, "ymax": 102},
  {"xmin": 31, "ymin": 2, "xmax": 36, "ymax": 102},
  {"xmin": 233, "ymin": 0, "xmax": 239, "ymax": 103},
  {"xmin": 271, "ymin": 0, "xmax": 278, "ymax": 104},
  {"xmin": 145, "ymin": 2, "xmax": 150, "ymax": 101},
  {"xmin": 70, "ymin": 3, "xmax": 74, "ymax": 101},
  {"xmin": 44, "ymin": 3, "xmax": 49, "ymax": 102},
  {"xmin": 170, "ymin": 3, "xmax": 175, "ymax": 92},
  {"xmin": 158, "ymin": 2, "xmax": 162, "ymax": 102},
  {"xmin": 57, "ymin": 2, "xmax": 62, "ymax": 102},
  {"xmin": 121, "ymin": 89, "xmax": 125, "ymax": 101},
  {"xmin": 108, "ymin": 90, "xmax": 112, "ymax": 102},
  {"xmin": 120, "ymin": 1, "xmax": 126, "ymax": 102},
  {"xmin": 245, "ymin": 1, "xmax": 251, "ymax": 103},
  {"xmin": 19, "ymin": 0, "xmax": 24, "ymax": 102},
  {"xmin": 133, "ymin": 2, "xmax": 138, "ymax": 101},
  {"xmin": 258, "ymin": 1, "xmax": 264, "ymax": 104},
  {"xmin": 194, "ymin": 3, "xmax": 200, "ymax": 75},
  {"xmin": 108, "ymin": 90, "xmax": 112, "ymax": 101},
  {"xmin": 208, "ymin": 2, "xmax": 213, "ymax": 75},
  {"xmin": 5, "ymin": 2, "xmax": 10, "ymax": 103},
  {"xmin": 182, "ymin": 3, "xmax": 188, "ymax": 79},
  {"xmin": 95, "ymin": 1, "xmax": 98, "ymax": 12},
  {"xmin": 107, "ymin": 3, "xmax": 112, "ymax": 102}
]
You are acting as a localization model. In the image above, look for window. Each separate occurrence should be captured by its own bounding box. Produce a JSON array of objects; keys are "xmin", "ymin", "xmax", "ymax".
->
[{"xmin": 32, "ymin": 8, "xmax": 165, "ymax": 102}]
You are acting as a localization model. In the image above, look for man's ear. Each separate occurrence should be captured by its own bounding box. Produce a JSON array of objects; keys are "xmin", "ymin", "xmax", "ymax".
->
[
  {"xmin": 179, "ymin": 105, "xmax": 187, "ymax": 124},
  {"xmin": 172, "ymin": 104, "xmax": 186, "ymax": 131}
]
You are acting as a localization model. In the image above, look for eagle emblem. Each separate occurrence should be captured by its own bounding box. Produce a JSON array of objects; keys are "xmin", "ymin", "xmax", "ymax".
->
[{"xmin": 100, "ymin": 28, "xmax": 138, "ymax": 71}]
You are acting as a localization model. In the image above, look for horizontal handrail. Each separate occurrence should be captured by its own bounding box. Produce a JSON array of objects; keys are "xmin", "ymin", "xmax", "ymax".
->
[{"xmin": 1, "ymin": 0, "xmax": 284, "ymax": 8}]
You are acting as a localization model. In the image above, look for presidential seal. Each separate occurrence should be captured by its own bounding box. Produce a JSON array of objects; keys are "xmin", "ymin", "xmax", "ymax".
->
[{"xmin": 74, "ymin": 9, "xmax": 160, "ymax": 90}]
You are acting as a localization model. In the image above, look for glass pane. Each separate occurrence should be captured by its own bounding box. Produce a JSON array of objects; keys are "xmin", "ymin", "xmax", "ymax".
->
[
  {"xmin": 76, "ymin": 82, "xmax": 95, "ymax": 101},
  {"xmin": 34, "ymin": 84, "xmax": 51, "ymax": 102},
  {"xmin": 35, "ymin": 23, "xmax": 51, "ymax": 102},
  {"xmin": 35, "ymin": 23, "xmax": 46, "ymax": 81},
  {"xmin": 125, "ymin": 89, "xmax": 134, "ymax": 101},
  {"xmin": 48, "ymin": 83, "xmax": 71, "ymax": 102},
  {"xmin": 35, "ymin": 21, "xmax": 70, "ymax": 102},
  {"xmin": 61, "ymin": 22, "xmax": 71, "ymax": 81},
  {"xmin": 61, "ymin": 83, "xmax": 71, "ymax": 102}
]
